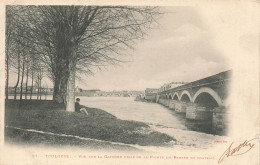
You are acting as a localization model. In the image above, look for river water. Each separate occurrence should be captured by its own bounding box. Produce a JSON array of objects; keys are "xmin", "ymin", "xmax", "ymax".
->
[
  {"xmin": 79, "ymin": 97, "xmax": 186, "ymax": 129},
  {"xmin": 79, "ymin": 97, "xmax": 225, "ymax": 149}
]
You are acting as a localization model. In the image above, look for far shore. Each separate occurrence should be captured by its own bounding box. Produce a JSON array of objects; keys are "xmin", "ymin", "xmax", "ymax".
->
[{"xmin": 6, "ymin": 94, "xmax": 136, "ymax": 98}]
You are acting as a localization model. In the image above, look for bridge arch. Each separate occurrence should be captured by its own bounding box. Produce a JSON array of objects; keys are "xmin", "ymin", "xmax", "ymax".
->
[
  {"xmin": 169, "ymin": 93, "xmax": 173, "ymax": 99},
  {"xmin": 180, "ymin": 90, "xmax": 192, "ymax": 102},
  {"xmin": 172, "ymin": 92, "xmax": 180, "ymax": 100},
  {"xmin": 193, "ymin": 87, "xmax": 223, "ymax": 108}
]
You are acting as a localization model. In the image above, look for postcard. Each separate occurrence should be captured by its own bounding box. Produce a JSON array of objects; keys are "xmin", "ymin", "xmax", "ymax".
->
[{"xmin": 0, "ymin": 0, "xmax": 259, "ymax": 165}]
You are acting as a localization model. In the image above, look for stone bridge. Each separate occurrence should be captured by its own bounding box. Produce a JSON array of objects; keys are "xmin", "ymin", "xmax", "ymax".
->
[
  {"xmin": 156, "ymin": 70, "xmax": 231, "ymax": 134},
  {"xmin": 157, "ymin": 70, "xmax": 231, "ymax": 110}
]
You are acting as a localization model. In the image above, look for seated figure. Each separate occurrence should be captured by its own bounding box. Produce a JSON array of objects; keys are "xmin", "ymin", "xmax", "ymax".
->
[{"xmin": 75, "ymin": 98, "xmax": 88, "ymax": 115}]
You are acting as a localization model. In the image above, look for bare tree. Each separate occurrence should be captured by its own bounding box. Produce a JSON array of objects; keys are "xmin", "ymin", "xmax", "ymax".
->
[
  {"xmin": 6, "ymin": 6, "xmax": 45, "ymax": 102},
  {"xmin": 6, "ymin": 6, "xmax": 161, "ymax": 112},
  {"xmin": 6, "ymin": 6, "xmax": 22, "ymax": 102},
  {"xmin": 39, "ymin": 6, "xmax": 160, "ymax": 112}
]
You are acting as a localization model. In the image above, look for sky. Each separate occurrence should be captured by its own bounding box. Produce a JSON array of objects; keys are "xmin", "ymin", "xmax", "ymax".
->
[
  {"xmin": 9, "ymin": 6, "xmax": 234, "ymax": 91},
  {"xmin": 76, "ymin": 6, "xmax": 230, "ymax": 91}
]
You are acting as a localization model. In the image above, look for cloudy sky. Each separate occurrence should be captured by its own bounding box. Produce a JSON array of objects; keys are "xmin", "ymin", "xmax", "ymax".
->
[
  {"xmin": 76, "ymin": 6, "xmax": 230, "ymax": 91},
  {"xmin": 9, "ymin": 6, "xmax": 235, "ymax": 91}
]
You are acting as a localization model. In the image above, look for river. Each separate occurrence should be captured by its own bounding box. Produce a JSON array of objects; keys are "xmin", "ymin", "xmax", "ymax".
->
[
  {"xmin": 79, "ymin": 97, "xmax": 225, "ymax": 149},
  {"xmin": 79, "ymin": 97, "xmax": 186, "ymax": 129}
]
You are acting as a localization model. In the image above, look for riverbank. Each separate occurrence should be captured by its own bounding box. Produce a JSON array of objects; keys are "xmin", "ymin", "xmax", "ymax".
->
[{"xmin": 5, "ymin": 100, "xmax": 175, "ymax": 150}]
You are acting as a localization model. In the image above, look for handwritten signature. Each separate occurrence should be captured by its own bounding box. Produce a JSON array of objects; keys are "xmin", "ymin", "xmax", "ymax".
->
[{"xmin": 218, "ymin": 138, "xmax": 256, "ymax": 163}]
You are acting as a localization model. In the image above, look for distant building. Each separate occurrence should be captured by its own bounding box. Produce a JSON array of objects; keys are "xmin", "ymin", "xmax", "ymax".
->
[
  {"xmin": 145, "ymin": 88, "xmax": 158, "ymax": 102},
  {"xmin": 168, "ymin": 81, "xmax": 187, "ymax": 89},
  {"xmin": 158, "ymin": 81, "xmax": 188, "ymax": 92},
  {"xmin": 128, "ymin": 91, "xmax": 144, "ymax": 97},
  {"xmin": 75, "ymin": 88, "xmax": 101, "ymax": 96}
]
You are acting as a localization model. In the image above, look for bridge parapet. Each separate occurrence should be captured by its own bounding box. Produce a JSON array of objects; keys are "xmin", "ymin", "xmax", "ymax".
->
[{"xmin": 158, "ymin": 70, "xmax": 231, "ymax": 95}]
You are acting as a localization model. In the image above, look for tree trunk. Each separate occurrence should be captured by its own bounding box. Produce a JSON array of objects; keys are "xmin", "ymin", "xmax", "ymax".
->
[
  {"xmin": 20, "ymin": 58, "xmax": 25, "ymax": 101},
  {"xmin": 18, "ymin": 57, "xmax": 25, "ymax": 111},
  {"xmin": 36, "ymin": 89, "xmax": 38, "ymax": 100},
  {"xmin": 14, "ymin": 47, "xmax": 20, "ymax": 101},
  {"xmin": 66, "ymin": 44, "xmax": 77, "ymax": 112},
  {"xmin": 45, "ymin": 88, "xmax": 47, "ymax": 100},
  {"xmin": 60, "ymin": 76, "xmax": 68, "ymax": 104},
  {"xmin": 66, "ymin": 63, "xmax": 76, "ymax": 112},
  {"xmin": 37, "ymin": 77, "xmax": 39, "ymax": 100},
  {"xmin": 6, "ymin": 49, "xmax": 9, "ymax": 100},
  {"xmin": 40, "ymin": 68, "xmax": 43, "ymax": 100},
  {"xmin": 53, "ymin": 77, "xmax": 60, "ymax": 101},
  {"xmin": 53, "ymin": 57, "xmax": 69, "ymax": 104},
  {"xmin": 30, "ymin": 71, "xmax": 34, "ymax": 100},
  {"xmin": 25, "ymin": 64, "xmax": 29, "ymax": 99},
  {"xmin": 53, "ymin": 75, "xmax": 68, "ymax": 104},
  {"xmin": 39, "ymin": 76, "xmax": 42, "ymax": 100}
]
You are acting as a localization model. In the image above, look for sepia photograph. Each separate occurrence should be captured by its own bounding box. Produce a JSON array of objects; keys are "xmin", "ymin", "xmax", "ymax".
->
[{"xmin": 0, "ymin": 1, "xmax": 259, "ymax": 165}]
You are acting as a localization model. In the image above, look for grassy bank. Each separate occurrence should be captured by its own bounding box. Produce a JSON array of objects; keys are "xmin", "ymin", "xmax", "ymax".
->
[{"xmin": 5, "ymin": 100, "xmax": 175, "ymax": 148}]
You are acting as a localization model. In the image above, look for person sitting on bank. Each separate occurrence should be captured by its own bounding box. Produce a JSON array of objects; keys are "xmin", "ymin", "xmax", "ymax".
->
[{"xmin": 75, "ymin": 98, "xmax": 88, "ymax": 115}]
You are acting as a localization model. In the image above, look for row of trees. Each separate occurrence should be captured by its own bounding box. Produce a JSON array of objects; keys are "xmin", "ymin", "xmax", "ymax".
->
[
  {"xmin": 6, "ymin": 5, "xmax": 160, "ymax": 112},
  {"xmin": 6, "ymin": 7, "xmax": 46, "ymax": 102}
]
